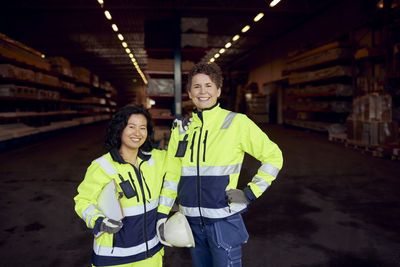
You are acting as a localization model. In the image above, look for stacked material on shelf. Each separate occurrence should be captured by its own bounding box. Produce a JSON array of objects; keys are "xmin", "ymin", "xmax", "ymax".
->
[
  {"xmin": 37, "ymin": 89, "xmax": 60, "ymax": 100},
  {"xmin": 286, "ymin": 42, "xmax": 352, "ymax": 71},
  {"xmin": 100, "ymin": 80, "xmax": 112, "ymax": 91},
  {"xmin": 74, "ymin": 86, "xmax": 91, "ymax": 94},
  {"xmin": 72, "ymin": 66, "xmax": 91, "ymax": 85},
  {"xmin": 289, "ymin": 65, "xmax": 352, "ymax": 84},
  {"xmin": 154, "ymin": 125, "xmax": 171, "ymax": 149},
  {"xmin": 48, "ymin": 56, "xmax": 73, "ymax": 77},
  {"xmin": 286, "ymin": 84, "xmax": 353, "ymax": 96},
  {"xmin": 60, "ymin": 80, "xmax": 75, "ymax": 91},
  {"xmin": 246, "ymin": 94, "xmax": 269, "ymax": 114},
  {"xmin": 0, "ymin": 33, "xmax": 51, "ymax": 71},
  {"xmin": 352, "ymin": 93, "xmax": 392, "ymax": 122},
  {"xmin": 148, "ymin": 108, "xmax": 173, "ymax": 118},
  {"xmin": 147, "ymin": 58, "xmax": 194, "ymax": 73},
  {"xmin": 287, "ymin": 100, "xmax": 351, "ymax": 113},
  {"xmin": 0, "ymin": 84, "xmax": 37, "ymax": 98},
  {"xmin": 0, "ymin": 64, "xmax": 35, "ymax": 82},
  {"xmin": 347, "ymin": 93, "xmax": 398, "ymax": 145},
  {"xmin": 35, "ymin": 72, "xmax": 59, "ymax": 87},
  {"xmin": 92, "ymin": 74, "xmax": 99, "ymax": 88},
  {"xmin": 0, "ymin": 123, "xmax": 39, "ymax": 142},
  {"xmin": 147, "ymin": 79, "xmax": 174, "ymax": 95}
]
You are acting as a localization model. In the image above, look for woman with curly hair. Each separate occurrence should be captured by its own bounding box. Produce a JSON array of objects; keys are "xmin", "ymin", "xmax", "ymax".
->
[
  {"xmin": 74, "ymin": 105, "xmax": 167, "ymax": 267},
  {"xmin": 157, "ymin": 62, "xmax": 283, "ymax": 267}
]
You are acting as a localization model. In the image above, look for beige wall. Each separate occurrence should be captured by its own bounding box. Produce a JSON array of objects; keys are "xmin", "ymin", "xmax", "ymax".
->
[{"xmin": 248, "ymin": 58, "xmax": 285, "ymax": 91}]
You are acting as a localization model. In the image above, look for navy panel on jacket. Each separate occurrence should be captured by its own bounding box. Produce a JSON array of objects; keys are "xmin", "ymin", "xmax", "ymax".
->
[
  {"xmin": 178, "ymin": 175, "xmax": 229, "ymax": 208},
  {"xmin": 113, "ymin": 208, "xmax": 158, "ymax": 248}
]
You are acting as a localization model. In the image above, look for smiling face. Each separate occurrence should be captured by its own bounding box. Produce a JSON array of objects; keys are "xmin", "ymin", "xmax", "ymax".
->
[
  {"xmin": 120, "ymin": 114, "xmax": 148, "ymax": 152},
  {"xmin": 188, "ymin": 73, "xmax": 221, "ymax": 110}
]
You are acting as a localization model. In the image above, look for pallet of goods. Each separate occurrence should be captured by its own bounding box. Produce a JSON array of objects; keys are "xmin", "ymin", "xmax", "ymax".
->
[{"xmin": 344, "ymin": 93, "xmax": 399, "ymax": 157}]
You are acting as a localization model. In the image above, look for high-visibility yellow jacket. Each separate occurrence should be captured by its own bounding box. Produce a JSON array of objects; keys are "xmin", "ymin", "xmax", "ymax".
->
[
  {"xmin": 74, "ymin": 148, "xmax": 166, "ymax": 266},
  {"xmin": 158, "ymin": 104, "xmax": 283, "ymax": 224}
]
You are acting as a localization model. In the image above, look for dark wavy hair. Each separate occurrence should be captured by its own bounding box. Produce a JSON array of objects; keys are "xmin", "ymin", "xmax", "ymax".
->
[
  {"xmin": 104, "ymin": 105, "xmax": 154, "ymax": 152},
  {"xmin": 187, "ymin": 62, "xmax": 223, "ymax": 91}
]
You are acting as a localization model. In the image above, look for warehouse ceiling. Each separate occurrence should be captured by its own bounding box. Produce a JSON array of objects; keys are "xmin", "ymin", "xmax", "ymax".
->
[{"xmin": 0, "ymin": 0, "xmax": 343, "ymax": 93}]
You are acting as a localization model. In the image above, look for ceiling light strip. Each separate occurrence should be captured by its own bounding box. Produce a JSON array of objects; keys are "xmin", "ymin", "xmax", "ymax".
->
[
  {"xmin": 96, "ymin": 0, "xmax": 147, "ymax": 84},
  {"xmin": 209, "ymin": 9, "xmax": 267, "ymax": 62}
]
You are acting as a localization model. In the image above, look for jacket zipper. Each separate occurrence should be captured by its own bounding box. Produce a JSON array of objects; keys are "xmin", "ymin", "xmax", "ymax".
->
[
  {"xmin": 203, "ymin": 130, "xmax": 208, "ymax": 162},
  {"xmin": 133, "ymin": 162, "xmax": 150, "ymax": 256},
  {"xmin": 190, "ymin": 131, "xmax": 197, "ymax": 163},
  {"xmin": 140, "ymin": 169, "xmax": 152, "ymax": 200},
  {"xmin": 196, "ymin": 125, "xmax": 205, "ymax": 226},
  {"xmin": 111, "ymin": 234, "xmax": 116, "ymax": 254},
  {"xmin": 128, "ymin": 172, "xmax": 140, "ymax": 202}
]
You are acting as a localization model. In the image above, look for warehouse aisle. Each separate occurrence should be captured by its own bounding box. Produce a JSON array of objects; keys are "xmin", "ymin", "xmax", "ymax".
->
[{"xmin": 0, "ymin": 122, "xmax": 399, "ymax": 267}]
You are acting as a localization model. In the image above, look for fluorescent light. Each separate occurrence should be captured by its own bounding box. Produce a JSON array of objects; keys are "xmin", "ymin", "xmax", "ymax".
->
[
  {"xmin": 254, "ymin": 13, "xmax": 264, "ymax": 22},
  {"xmin": 232, "ymin": 35, "xmax": 240, "ymax": 41},
  {"xmin": 131, "ymin": 57, "xmax": 136, "ymax": 63},
  {"xmin": 111, "ymin": 24, "xmax": 118, "ymax": 32},
  {"xmin": 104, "ymin": 10, "xmax": 112, "ymax": 20},
  {"xmin": 210, "ymin": 58, "xmax": 215, "ymax": 62},
  {"xmin": 122, "ymin": 42, "xmax": 127, "ymax": 48},
  {"xmin": 125, "ymin": 48, "xmax": 131, "ymax": 54},
  {"xmin": 241, "ymin": 25, "xmax": 250, "ymax": 33},
  {"xmin": 129, "ymin": 53, "xmax": 134, "ymax": 58},
  {"xmin": 214, "ymin": 53, "xmax": 220, "ymax": 58},
  {"xmin": 270, "ymin": 0, "xmax": 281, "ymax": 7},
  {"xmin": 219, "ymin": 48, "xmax": 225, "ymax": 54},
  {"xmin": 118, "ymin": 34, "xmax": 124, "ymax": 41},
  {"xmin": 225, "ymin": 42, "xmax": 232, "ymax": 48}
]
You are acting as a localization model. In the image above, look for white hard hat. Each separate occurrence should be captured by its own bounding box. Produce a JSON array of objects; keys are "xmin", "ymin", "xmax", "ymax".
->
[{"xmin": 164, "ymin": 212, "xmax": 195, "ymax": 247}]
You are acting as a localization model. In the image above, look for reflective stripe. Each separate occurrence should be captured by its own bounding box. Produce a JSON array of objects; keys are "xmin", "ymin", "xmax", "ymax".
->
[
  {"xmin": 82, "ymin": 204, "xmax": 97, "ymax": 222},
  {"xmin": 181, "ymin": 163, "xmax": 242, "ymax": 176},
  {"xmin": 94, "ymin": 156, "xmax": 117, "ymax": 175},
  {"xmin": 251, "ymin": 175, "xmax": 269, "ymax": 192},
  {"xmin": 180, "ymin": 203, "xmax": 247, "ymax": 219},
  {"xmin": 221, "ymin": 112, "xmax": 237, "ymax": 129},
  {"xmin": 123, "ymin": 199, "xmax": 158, "ymax": 216},
  {"xmin": 93, "ymin": 234, "xmax": 159, "ymax": 257},
  {"xmin": 148, "ymin": 156, "xmax": 155, "ymax": 167},
  {"xmin": 159, "ymin": 196, "xmax": 175, "ymax": 208},
  {"xmin": 260, "ymin": 163, "xmax": 280, "ymax": 178},
  {"xmin": 87, "ymin": 212, "xmax": 103, "ymax": 229},
  {"xmin": 163, "ymin": 180, "xmax": 178, "ymax": 192}
]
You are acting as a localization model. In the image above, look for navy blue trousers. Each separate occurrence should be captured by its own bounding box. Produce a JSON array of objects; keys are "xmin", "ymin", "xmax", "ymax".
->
[{"xmin": 189, "ymin": 214, "xmax": 249, "ymax": 267}]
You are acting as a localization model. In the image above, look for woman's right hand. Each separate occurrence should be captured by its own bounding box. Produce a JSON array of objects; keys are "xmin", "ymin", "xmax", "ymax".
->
[{"xmin": 100, "ymin": 217, "xmax": 124, "ymax": 234}]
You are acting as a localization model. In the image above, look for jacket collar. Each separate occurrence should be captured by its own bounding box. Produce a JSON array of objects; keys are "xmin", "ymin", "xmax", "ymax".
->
[
  {"xmin": 193, "ymin": 103, "xmax": 220, "ymax": 123},
  {"xmin": 110, "ymin": 147, "xmax": 151, "ymax": 164}
]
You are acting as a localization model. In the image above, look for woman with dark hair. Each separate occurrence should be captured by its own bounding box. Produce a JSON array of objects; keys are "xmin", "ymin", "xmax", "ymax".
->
[{"xmin": 74, "ymin": 105, "xmax": 167, "ymax": 267}]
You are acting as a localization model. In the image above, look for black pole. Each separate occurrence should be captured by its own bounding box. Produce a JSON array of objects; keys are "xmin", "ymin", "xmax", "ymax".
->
[{"xmin": 174, "ymin": 13, "xmax": 182, "ymax": 118}]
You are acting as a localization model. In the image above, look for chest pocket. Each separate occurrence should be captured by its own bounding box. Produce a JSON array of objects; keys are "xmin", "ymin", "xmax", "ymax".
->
[{"xmin": 175, "ymin": 134, "xmax": 188, "ymax": 157}]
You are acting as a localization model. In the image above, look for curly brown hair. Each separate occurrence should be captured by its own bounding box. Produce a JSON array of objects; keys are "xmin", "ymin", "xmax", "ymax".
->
[{"xmin": 187, "ymin": 62, "xmax": 223, "ymax": 91}]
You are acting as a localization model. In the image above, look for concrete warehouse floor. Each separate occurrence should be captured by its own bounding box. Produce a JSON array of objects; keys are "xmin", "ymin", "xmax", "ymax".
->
[{"xmin": 0, "ymin": 121, "xmax": 399, "ymax": 267}]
